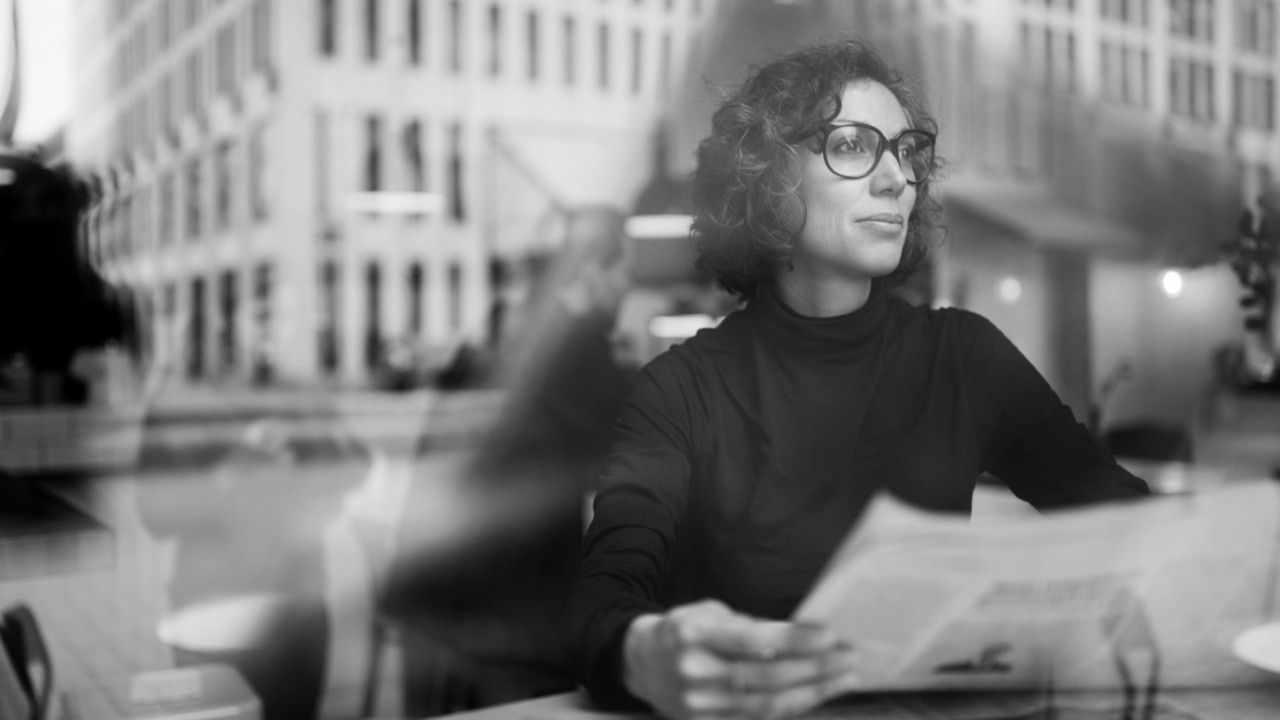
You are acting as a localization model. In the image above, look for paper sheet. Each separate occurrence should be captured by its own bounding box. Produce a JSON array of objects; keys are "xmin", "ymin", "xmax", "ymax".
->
[{"xmin": 795, "ymin": 482, "xmax": 1280, "ymax": 692}]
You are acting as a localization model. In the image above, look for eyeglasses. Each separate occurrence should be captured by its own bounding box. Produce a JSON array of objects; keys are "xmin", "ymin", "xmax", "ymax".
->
[{"xmin": 816, "ymin": 123, "xmax": 937, "ymax": 185}]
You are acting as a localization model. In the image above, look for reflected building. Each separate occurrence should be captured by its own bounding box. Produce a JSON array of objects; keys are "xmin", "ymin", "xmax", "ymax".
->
[
  {"xmin": 886, "ymin": 0, "xmax": 1275, "ymax": 430},
  {"xmin": 888, "ymin": 0, "xmax": 1276, "ymax": 432},
  {"xmin": 66, "ymin": 0, "xmax": 717, "ymax": 386}
]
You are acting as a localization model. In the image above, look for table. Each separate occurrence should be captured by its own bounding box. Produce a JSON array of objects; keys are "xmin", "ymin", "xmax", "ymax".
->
[{"xmin": 435, "ymin": 685, "xmax": 1280, "ymax": 720}]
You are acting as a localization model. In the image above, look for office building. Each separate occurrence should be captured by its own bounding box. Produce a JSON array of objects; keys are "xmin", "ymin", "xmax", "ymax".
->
[{"xmin": 67, "ymin": 0, "xmax": 716, "ymax": 385}]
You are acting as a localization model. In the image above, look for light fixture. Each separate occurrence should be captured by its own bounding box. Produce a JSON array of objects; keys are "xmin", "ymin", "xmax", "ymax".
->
[
  {"xmin": 997, "ymin": 277, "xmax": 1022, "ymax": 304},
  {"xmin": 1160, "ymin": 269, "xmax": 1183, "ymax": 298}
]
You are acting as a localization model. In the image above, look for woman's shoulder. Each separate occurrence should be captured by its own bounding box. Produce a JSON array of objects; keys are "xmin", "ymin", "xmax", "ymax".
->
[
  {"xmin": 883, "ymin": 298, "xmax": 1014, "ymax": 360},
  {"xmin": 885, "ymin": 297, "xmax": 1001, "ymax": 335}
]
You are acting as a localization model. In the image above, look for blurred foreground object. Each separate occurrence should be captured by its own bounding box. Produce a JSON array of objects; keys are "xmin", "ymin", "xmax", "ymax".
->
[
  {"xmin": 1221, "ymin": 200, "xmax": 1280, "ymax": 388},
  {"xmin": 62, "ymin": 664, "xmax": 261, "ymax": 720},
  {"xmin": 384, "ymin": 206, "xmax": 636, "ymax": 714},
  {"xmin": 137, "ymin": 412, "xmax": 370, "ymax": 720},
  {"xmin": 0, "ymin": 153, "xmax": 136, "ymax": 405}
]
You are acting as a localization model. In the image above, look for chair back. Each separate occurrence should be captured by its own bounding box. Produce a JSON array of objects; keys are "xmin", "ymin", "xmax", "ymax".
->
[{"xmin": 0, "ymin": 604, "xmax": 52, "ymax": 720}]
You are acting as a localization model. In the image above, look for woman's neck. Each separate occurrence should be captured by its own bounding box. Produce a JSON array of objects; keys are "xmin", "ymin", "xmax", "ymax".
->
[{"xmin": 773, "ymin": 269, "xmax": 873, "ymax": 318}]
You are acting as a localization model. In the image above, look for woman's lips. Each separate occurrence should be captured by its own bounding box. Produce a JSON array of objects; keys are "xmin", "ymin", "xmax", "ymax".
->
[
  {"xmin": 858, "ymin": 214, "xmax": 904, "ymax": 225},
  {"xmin": 857, "ymin": 214, "xmax": 905, "ymax": 234}
]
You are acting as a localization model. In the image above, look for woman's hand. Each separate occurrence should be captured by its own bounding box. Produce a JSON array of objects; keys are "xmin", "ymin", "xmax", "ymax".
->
[{"xmin": 621, "ymin": 600, "xmax": 859, "ymax": 720}]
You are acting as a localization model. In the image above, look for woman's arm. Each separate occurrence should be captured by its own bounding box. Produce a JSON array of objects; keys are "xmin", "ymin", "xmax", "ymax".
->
[
  {"xmin": 958, "ymin": 312, "xmax": 1150, "ymax": 507},
  {"xmin": 561, "ymin": 361, "xmax": 697, "ymax": 708}
]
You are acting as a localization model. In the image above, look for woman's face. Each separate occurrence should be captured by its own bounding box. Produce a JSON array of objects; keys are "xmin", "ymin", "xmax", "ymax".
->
[{"xmin": 791, "ymin": 80, "xmax": 917, "ymax": 289}]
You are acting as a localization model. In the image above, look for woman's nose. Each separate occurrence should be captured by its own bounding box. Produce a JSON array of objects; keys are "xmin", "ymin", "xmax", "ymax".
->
[{"xmin": 870, "ymin": 148, "xmax": 908, "ymax": 195}]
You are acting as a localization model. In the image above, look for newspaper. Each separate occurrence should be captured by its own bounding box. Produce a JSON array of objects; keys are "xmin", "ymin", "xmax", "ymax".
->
[{"xmin": 794, "ymin": 482, "xmax": 1280, "ymax": 693}]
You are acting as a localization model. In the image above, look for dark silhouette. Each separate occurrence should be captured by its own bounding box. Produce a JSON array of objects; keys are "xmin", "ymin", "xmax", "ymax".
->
[{"xmin": 0, "ymin": 153, "xmax": 135, "ymax": 405}]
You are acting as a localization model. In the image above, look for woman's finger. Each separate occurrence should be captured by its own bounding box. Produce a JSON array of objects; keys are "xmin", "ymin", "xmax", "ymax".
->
[
  {"xmin": 717, "ymin": 648, "xmax": 859, "ymax": 693},
  {"xmin": 693, "ymin": 617, "xmax": 848, "ymax": 660}
]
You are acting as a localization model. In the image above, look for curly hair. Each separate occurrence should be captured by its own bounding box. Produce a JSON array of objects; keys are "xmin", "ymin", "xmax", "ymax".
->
[{"xmin": 691, "ymin": 37, "xmax": 944, "ymax": 300}]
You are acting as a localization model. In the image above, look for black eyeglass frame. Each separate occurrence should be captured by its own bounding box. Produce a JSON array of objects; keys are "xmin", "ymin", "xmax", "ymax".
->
[{"xmin": 813, "ymin": 122, "xmax": 937, "ymax": 186}]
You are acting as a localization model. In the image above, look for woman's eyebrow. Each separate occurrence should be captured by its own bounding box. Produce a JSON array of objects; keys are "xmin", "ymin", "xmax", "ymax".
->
[{"xmin": 831, "ymin": 118, "xmax": 911, "ymax": 135}]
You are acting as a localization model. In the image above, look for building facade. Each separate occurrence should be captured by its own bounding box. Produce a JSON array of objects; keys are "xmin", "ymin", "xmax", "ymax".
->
[{"xmin": 67, "ymin": 0, "xmax": 716, "ymax": 386}]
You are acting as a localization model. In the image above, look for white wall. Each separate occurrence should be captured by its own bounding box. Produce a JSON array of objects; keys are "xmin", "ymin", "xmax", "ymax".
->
[{"xmin": 1091, "ymin": 260, "xmax": 1244, "ymax": 428}]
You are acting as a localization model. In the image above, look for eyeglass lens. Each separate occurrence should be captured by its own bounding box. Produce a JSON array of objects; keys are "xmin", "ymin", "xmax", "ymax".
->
[{"xmin": 824, "ymin": 125, "xmax": 934, "ymax": 183}]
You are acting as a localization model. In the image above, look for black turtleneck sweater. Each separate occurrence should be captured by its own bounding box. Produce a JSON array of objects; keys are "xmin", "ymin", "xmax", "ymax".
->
[{"xmin": 562, "ymin": 288, "xmax": 1149, "ymax": 708}]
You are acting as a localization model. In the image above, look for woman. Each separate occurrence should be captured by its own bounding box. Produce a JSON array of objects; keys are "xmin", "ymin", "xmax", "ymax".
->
[{"xmin": 561, "ymin": 38, "xmax": 1149, "ymax": 720}]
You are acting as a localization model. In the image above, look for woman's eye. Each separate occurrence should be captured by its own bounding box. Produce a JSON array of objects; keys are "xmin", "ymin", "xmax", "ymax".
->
[{"xmin": 833, "ymin": 137, "xmax": 868, "ymax": 155}]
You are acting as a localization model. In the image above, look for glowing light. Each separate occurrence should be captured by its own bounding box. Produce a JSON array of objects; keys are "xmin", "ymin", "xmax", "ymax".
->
[
  {"xmin": 625, "ymin": 214, "xmax": 694, "ymax": 239},
  {"xmin": 997, "ymin": 277, "xmax": 1022, "ymax": 304},
  {"xmin": 648, "ymin": 314, "xmax": 718, "ymax": 339},
  {"xmin": 1161, "ymin": 270, "xmax": 1183, "ymax": 297}
]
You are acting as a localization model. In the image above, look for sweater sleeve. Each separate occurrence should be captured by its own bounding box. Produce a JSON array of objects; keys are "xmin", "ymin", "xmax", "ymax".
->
[
  {"xmin": 560, "ymin": 354, "xmax": 700, "ymax": 709},
  {"xmin": 957, "ymin": 312, "xmax": 1150, "ymax": 507}
]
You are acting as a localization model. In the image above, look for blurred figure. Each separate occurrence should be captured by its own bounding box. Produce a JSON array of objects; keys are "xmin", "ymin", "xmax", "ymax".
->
[
  {"xmin": 385, "ymin": 205, "xmax": 636, "ymax": 715},
  {"xmin": 136, "ymin": 412, "xmax": 370, "ymax": 720},
  {"xmin": 0, "ymin": 152, "xmax": 134, "ymax": 405}
]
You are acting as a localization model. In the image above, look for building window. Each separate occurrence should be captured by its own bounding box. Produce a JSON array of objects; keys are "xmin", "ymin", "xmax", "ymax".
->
[
  {"xmin": 1102, "ymin": 42, "xmax": 1150, "ymax": 106},
  {"xmin": 448, "ymin": 263, "xmax": 463, "ymax": 330},
  {"xmin": 364, "ymin": 0, "xmax": 379, "ymax": 61},
  {"xmin": 252, "ymin": 262, "xmax": 274, "ymax": 382},
  {"xmin": 564, "ymin": 15, "xmax": 576, "ymax": 85},
  {"xmin": 403, "ymin": 120, "xmax": 426, "ymax": 192},
  {"xmin": 161, "ymin": 282, "xmax": 177, "ymax": 360},
  {"xmin": 527, "ymin": 10, "xmax": 539, "ymax": 80},
  {"xmin": 1101, "ymin": 0, "xmax": 1150, "ymax": 24},
  {"xmin": 250, "ymin": 124, "xmax": 269, "ymax": 220},
  {"xmin": 408, "ymin": 262, "xmax": 424, "ymax": 335},
  {"xmin": 1170, "ymin": 56, "xmax": 1216, "ymax": 121},
  {"xmin": 598, "ymin": 22, "xmax": 610, "ymax": 89},
  {"xmin": 159, "ymin": 73, "xmax": 175, "ymax": 136},
  {"xmin": 365, "ymin": 261, "xmax": 383, "ymax": 370},
  {"xmin": 216, "ymin": 22, "xmax": 236, "ymax": 98},
  {"xmin": 189, "ymin": 276, "xmax": 206, "ymax": 380},
  {"xmin": 449, "ymin": 0, "xmax": 463, "ymax": 73},
  {"xmin": 631, "ymin": 27, "xmax": 643, "ymax": 93},
  {"xmin": 184, "ymin": 51, "xmax": 203, "ymax": 117},
  {"xmin": 251, "ymin": 0, "xmax": 273, "ymax": 73},
  {"xmin": 1042, "ymin": 28, "xmax": 1076, "ymax": 93},
  {"xmin": 136, "ymin": 186, "xmax": 152, "ymax": 254},
  {"xmin": 160, "ymin": 0, "xmax": 174, "ymax": 50},
  {"xmin": 185, "ymin": 156, "xmax": 202, "ymax": 240},
  {"xmin": 118, "ymin": 193, "xmax": 133, "ymax": 258},
  {"xmin": 364, "ymin": 115, "xmax": 383, "ymax": 192},
  {"xmin": 1170, "ymin": 0, "xmax": 1215, "ymax": 42},
  {"xmin": 488, "ymin": 4, "xmax": 502, "ymax": 75},
  {"xmin": 319, "ymin": 0, "xmax": 338, "ymax": 57},
  {"xmin": 408, "ymin": 0, "xmax": 423, "ymax": 65},
  {"xmin": 319, "ymin": 261, "xmax": 341, "ymax": 374},
  {"xmin": 159, "ymin": 171, "xmax": 175, "ymax": 245},
  {"xmin": 448, "ymin": 123, "xmax": 465, "ymax": 221},
  {"xmin": 214, "ymin": 140, "xmax": 233, "ymax": 231},
  {"xmin": 1234, "ymin": 69, "xmax": 1276, "ymax": 129},
  {"xmin": 659, "ymin": 31, "xmax": 671, "ymax": 96},
  {"xmin": 1236, "ymin": 0, "xmax": 1276, "ymax": 54},
  {"xmin": 219, "ymin": 269, "xmax": 238, "ymax": 373},
  {"xmin": 316, "ymin": 110, "xmax": 331, "ymax": 220}
]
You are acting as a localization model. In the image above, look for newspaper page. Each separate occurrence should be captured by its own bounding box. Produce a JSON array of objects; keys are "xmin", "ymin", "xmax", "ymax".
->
[{"xmin": 794, "ymin": 482, "xmax": 1280, "ymax": 693}]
